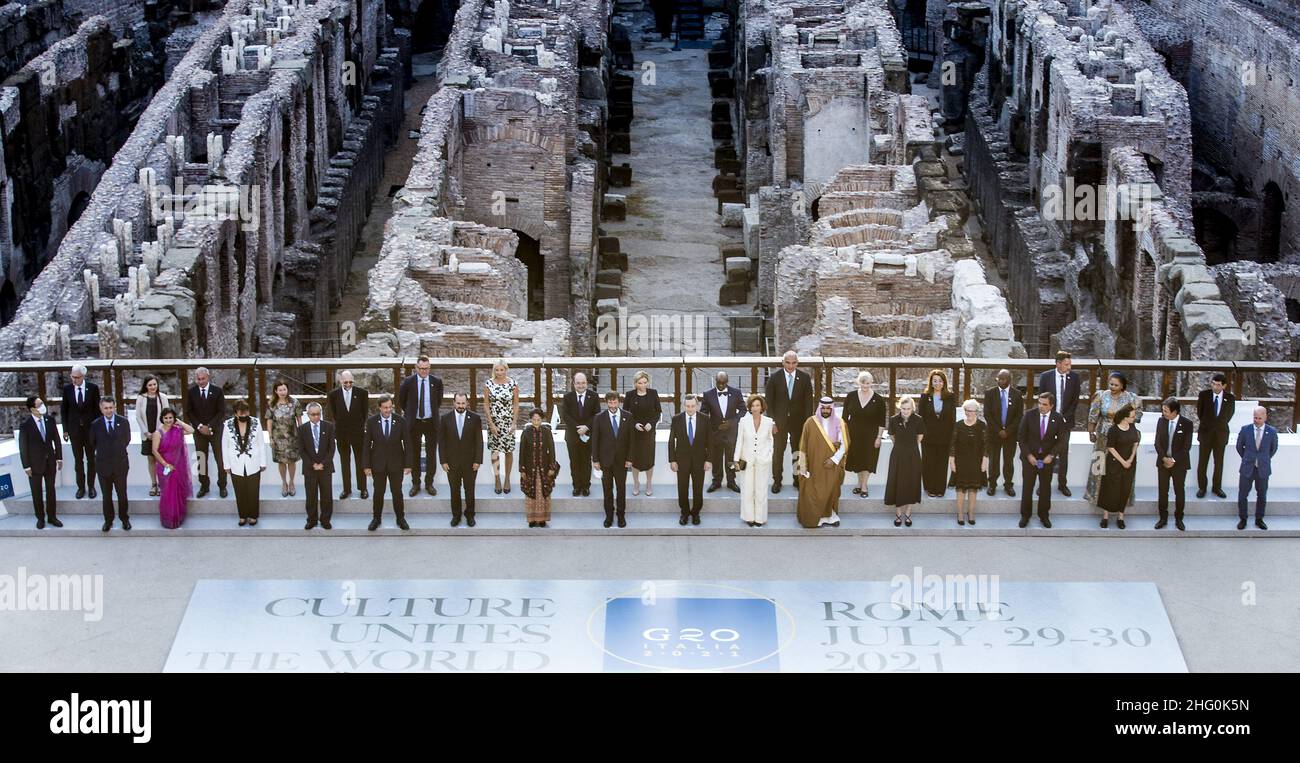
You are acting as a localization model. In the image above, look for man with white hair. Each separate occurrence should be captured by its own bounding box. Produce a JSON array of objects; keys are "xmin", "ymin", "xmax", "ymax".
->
[
  {"xmin": 185, "ymin": 367, "xmax": 228, "ymax": 498},
  {"xmin": 795, "ymin": 397, "xmax": 850, "ymax": 528},
  {"xmin": 327, "ymin": 370, "xmax": 369, "ymax": 500},
  {"xmin": 1235, "ymin": 406, "xmax": 1277, "ymax": 531},
  {"xmin": 61, "ymin": 364, "xmax": 101, "ymax": 499}
]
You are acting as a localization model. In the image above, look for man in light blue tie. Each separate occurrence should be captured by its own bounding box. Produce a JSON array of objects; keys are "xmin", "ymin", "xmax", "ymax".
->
[
  {"xmin": 763, "ymin": 351, "xmax": 815, "ymax": 494},
  {"xmin": 668, "ymin": 394, "xmax": 713, "ymax": 525},
  {"xmin": 1235, "ymin": 406, "xmax": 1277, "ymax": 530},
  {"xmin": 399, "ymin": 356, "xmax": 444, "ymax": 497},
  {"xmin": 983, "ymin": 369, "xmax": 1022, "ymax": 497},
  {"xmin": 297, "ymin": 403, "xmax": 336, "ymax": 530}
]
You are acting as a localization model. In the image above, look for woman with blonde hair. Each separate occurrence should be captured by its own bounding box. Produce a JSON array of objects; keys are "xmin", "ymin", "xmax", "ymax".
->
[
  {"xmin": 949, "ymin": 399, "xmax": 989, "ymax": 526},
  {"xmin": 483, "ymin": 359, "xmax": 520, "ymax": 494},
  {"xmin": 623, "ymin": 371, "xmax": 662, "ymax": 495},
  {"xmin": 885, "ymin": 395, "xmax": 925, "ymax": 526},
  {"xmin": 842, "ymin": 370, "xmax": 886, "ymax": 498}
]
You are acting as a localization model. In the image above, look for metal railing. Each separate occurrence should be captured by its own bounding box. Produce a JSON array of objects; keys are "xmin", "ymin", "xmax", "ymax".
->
[{"xmin": 2, "ymin": 356, "xmax": 1297, "ymax": 429}]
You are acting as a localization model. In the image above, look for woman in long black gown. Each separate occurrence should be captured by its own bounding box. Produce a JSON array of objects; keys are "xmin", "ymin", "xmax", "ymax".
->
[
  {"xmin": 843, "ymin": 371, "xmax": 887, "ymax": 498},
  {"xmin": 948, "ymin": 399, "xmax": 988, "ymax": 526},
  {"xmin": 1098, "ymin": 404, "xmax": 1139, "ymax": 530},
  {"xmin": 885, "ymin": 396, "xmax": 925, "ymax": 527},
  {"xmin": 624, "ymin": 371, "xmax": 662, "ymax": 496},
  {"xmin": 919, "ymin": 370, "xmax": 957, "ymax": 497}
]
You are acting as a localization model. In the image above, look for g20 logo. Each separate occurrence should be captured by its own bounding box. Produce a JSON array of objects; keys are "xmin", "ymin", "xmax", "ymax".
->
[{"xmin": 643, "ymin": 627, "xmax": 741, "ymax": 643}]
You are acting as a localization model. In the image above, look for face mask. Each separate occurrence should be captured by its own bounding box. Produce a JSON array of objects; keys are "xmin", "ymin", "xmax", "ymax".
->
[
  {"xmin": 237, "ymin": 415, "xmax": 251, "ymax": 423},
  {"xmin": 36, "ymin": 404, "xmax": 46, "ymax": 415}
]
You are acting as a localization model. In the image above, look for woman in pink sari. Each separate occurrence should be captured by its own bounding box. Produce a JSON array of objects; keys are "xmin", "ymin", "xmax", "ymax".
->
[{"xmin": 152, "ymin": 407, "xmax": 195, "ymax": 529}]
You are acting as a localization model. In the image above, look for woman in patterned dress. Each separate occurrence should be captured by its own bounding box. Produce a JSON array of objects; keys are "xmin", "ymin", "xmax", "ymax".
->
[
  {"xmin": 264, "ymin": 378, "xmax": 303, "ymax": 497},
  {"xmin": 483, "ymin": 360, "xmax": 520, "ymax": 494},
  {"xmin": 1084, "ymin": 371, "xmax": 1142, "ymax": 506},
  {"xmin": 519, "ymin": 408, "xmax": 560, "ymax": 527}
]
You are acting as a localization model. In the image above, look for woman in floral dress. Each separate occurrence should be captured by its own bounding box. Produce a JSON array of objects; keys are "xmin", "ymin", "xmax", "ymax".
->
[
  {"xmin": 483, "ymin": 360, "xmax": 520, "ymax": 494},
  {"xmin": 264, "ymin": 378, "xmax": 303, "ymax": 497},
  {"xmin": 1084, "ymin": 371, "xmax": 1142, "ymax": 507}
]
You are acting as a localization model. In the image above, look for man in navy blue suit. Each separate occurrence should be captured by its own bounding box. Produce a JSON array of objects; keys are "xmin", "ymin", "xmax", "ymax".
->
[
  {"xmin": 701, "ymin": 371, "xmax": 744, "ymax": 493},
  {"xmin": 1036, "ymin": 351, "xmax": 1081, "ymax": 496},
  {"xmin": 1235, "ymin": 406, "xmax": 1278, "ymax": 530},
  {"xmin": 1017, "ymin": 392, "xmax": 1065, "ymax": 528},
  {"xmin": 88, "ymin": 396, "xmax": 132, "ymax": 532}
]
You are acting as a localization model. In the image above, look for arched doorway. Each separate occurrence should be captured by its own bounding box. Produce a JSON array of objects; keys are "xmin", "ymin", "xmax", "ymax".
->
[
  {"xmin": 1260, "ymin": 182, "xmax": 1284, "ymax": 264},
  {"xmin": 411, "ymin": 0, "xmax": 458, "ymax": 53},
  {"xmin": 513, "ymin": 230, "xmax": 544, "ymax": 321},
  {"xmin": 1194, "ymin": 207, "xmax": 1240, "ymax": 266}
]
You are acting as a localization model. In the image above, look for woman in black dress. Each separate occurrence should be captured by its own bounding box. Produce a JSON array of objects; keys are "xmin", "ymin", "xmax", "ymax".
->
[
  {"xmin": 948, "ymin": 399, "xmax": 988, "ymax": 526},
  {"xmin": 885, "ymin": 396, "xmax": 925, "ymax": 527},
  {"xmin": 843, "ymin": 371, "xmax": 887, "ymax": 498},
  {"xmin": 919, "ymin": 370, "xmax": 957, "ymax": 497},
  {"xmin": 624, "ymin": 371, "xmax": 662, "ymax": 496},
  {"xmin": 1098, "ymin": 404, "xmax": 1139, "ymax": 530}
]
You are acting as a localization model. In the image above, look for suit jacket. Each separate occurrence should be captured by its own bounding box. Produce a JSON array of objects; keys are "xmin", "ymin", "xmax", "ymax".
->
[
  {"xmin": 701, "ymin": 386, "xmax": 745, "ymax": 442},
  {"xmin": 327, "ymin": 386, "xmax": 370, "ymax": 435},
  {"xmin": 297, "ymin": 420, "xmax": 336, "ymax": 473},
  {"xmin": 398, "ymin": 373, "xmax": 443, "ymax": 426},
  {"xmin": 559, "ymin": 389, "xmax": 600, "ymax": 444},
  {"xmin": 185, "ymin": 384, "xmax": 227, "ymax": 433},
  {"xmin": 983, "ymin": 384, "xmax": 1024, "ymax": 440},
  {"xmin": 590, "ymin": 408, "xmax": 632, "ymax": 469},
  {"xmin": 667, "ymin": 411, "xmax": 713, "ymax": 470},
  {"xmin": 19, "ymin": 414, "xmax": 62, "ymax": 474},
  {"xmin": 1037, "ymin": 369, "xmax": 1082, "ymax": 426},
  {"xmin": 61, "ymin": 381, "xmax": 101, "ymax": 435},
  {"xmin": 1018, "ymin": 409, "xmax": 1065, "ymax": 462},
  {"xmin": 221, "ymin": 418, "xmax": 267, "ymax": 476},
  {"xmin": 919, "ymin": 391, "xmax": 958, "ymax": 445},
  {"xmin": 1152, "ymin": 415, "xmax": 1193, "ymax": 471},
  {"xmin": 360, "ymin": 414, "xmax": 412, "ymax": 473},
  {"xmin": 763, "ymin": 368, "xmax": 815, "ymax": 429},
  {"xmin": 1236, "ymin": 424, "xmax": 1279, "ymax": 477},
  {"xmin": 1196, "ymin": 389, "xmax": 1235, "ymax": 441},
  {"xmin": 88, "ymin": 414, "xmax": 131, "ymax": 476},
  {"xmin": 438, "ymin": 410, "xmax": 484, "ymax": 468}
]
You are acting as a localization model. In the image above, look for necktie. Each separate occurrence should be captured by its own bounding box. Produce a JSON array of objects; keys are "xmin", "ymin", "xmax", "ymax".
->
[
  {"xmin": 418, "ymin": 378, "xmax": 425, "ymax": 419},
  {"xmin": 688, "ymin": 416, "xmax": 694, "ymax": 444},
  {"xmin": 1214, "ymin": 394, "xmax": 1220, "ymax": 416},
  {"xmin": 1040, "ymin": 415, "xmax": 1046, "ymax": 439},
  {"xmin": 612, "ymin": 413, "xmax": 619, "ymax": 437},
  {"xmin": 344, "ymin": 389, "xmax": 351, "ymax": 410},
  {"xmin": 38, "ymin": 417, "xmax": 45, "ymax": 440},
  {"xmin": 313, "ymin": 424, "xmax": 320, "ymax": 450},
  {"xmin": 1167, "ymin": 420, "xmax": 1174, "ymax": 456},
  {"xmin": 107, "ymin": 417, "xmax": 113, "ymax": 434},
  {"xmin": 1001, "ymin": 389, "xmax": 1008, "ymax": 424},
  {"xmin": 1057, "ymin": 375, "xmax": 1064, "ymax": 412},
  {"xmin": 384, "ymin": 418, "xmax": 390, "ymax": 438},
  {"xmin": 1256, "ymin": 426, "xmax": 1262, "ymax": 450},
  {"xmin": 77, "ymin": 386, "xmax": 82, "ymax": 405},
  {"xmin": 202, "ymin": 387, "xmax": 207, "ymax": 400},
  {"xmin": 457, "ymin": 413, "xmax": 464, "ymax": 437},
  {"xmin": 786, "ymin": 373, "xmax": 794, "ymax": 399}
]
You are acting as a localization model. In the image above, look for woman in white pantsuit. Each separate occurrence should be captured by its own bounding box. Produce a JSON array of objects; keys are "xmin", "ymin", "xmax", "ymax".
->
[{"xmin": 733, "ymin": 394, "xmax": 775, "ymax": 526}]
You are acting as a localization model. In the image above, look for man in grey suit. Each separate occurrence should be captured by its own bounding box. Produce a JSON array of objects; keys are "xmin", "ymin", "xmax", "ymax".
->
[{"xmin": 1235, "ymin": 406, "xmax": 1278, "ymax": 531}]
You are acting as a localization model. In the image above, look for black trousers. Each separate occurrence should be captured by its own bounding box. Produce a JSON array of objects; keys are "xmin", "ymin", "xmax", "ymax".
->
[
  {"xmin": 68, "ymin": 427, "xmax": 95, "ymax": 490},
  {"xmin": 371, "ymin": 469, "xmax": 405, "ymax": 519},
  {"xmin": 600, "ymin": 466, "xmax": 627, "ymax": 519},
  {"xmin": 408, "ymin": 419, "xmax": 438, "ymax": 487},
  {"xmin": 709, "ymin": 430, "xmax": 737, "ymax": 486},
  {"xmin": 1056, "ymin": 425, "xmax": 1072, "ymax": 487},
  {"xmin": 194, "ymin": 430, "xmax": 227, "ymax": 489},
  {"xmin": 447, "ymin": 465, "xmax": 477, "ymax": 519},
  {"xmin": 97, "ymin": 468, "xmax": 129, "ymax": 521},
  {"xmin": 677, "ymin": 463, "xmax": 706, "ymax": 517},
  {"xmin": 987, "ymin": 431, "xmax": 1016, "ymax": 487},
  {"xmin": 304, "ymin": 468, "xmax": 333, "ymax": 523},
  {"xmin": 772, "ymin": 419, "xmax": 803, "ymax": 487},
  {"xmin": 1197, "ymin": 430, "xmax": 1229, "ymax": 492},
  {"xmin": 1157, "ymin": 464, "xmax": 1187, "ymax": 521},
  {"xmin": 336, "ymin": 429, "xmax": 366, "ymax": 494},
  {"xmin": 232, "ymin": 471, "xmax": 260, "ymax": 519},
  {"xmin": 27, "ymin": 469, "xmax": 57, "ymax": 521},
  {"xmin": 1019, "ymin": 460, "xmax": 1054, "ymax": 521},
  {"xmin": 921, "ymin": 441, "xmax": 950, "ymax": 495},
  {"xmin": 567, "ymin": 437, "xmax": 592, "ymax": 490}
]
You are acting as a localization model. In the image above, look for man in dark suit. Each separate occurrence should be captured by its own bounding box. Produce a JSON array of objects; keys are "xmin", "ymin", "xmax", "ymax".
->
[
  {"xmin": 668, "ymin": 394, "xmax": 713, "ymax": 525},
  {"xmin": 19, "ymin": 395, "xmax": 63, "ymax": 528},
  {"xmin": 983, "ymin": 369, "xmax": 1022, "ymax": 496},
  {"xmin": 185, "ymin": 367, "xmax": 228, "ymax": 498},
  {"xmin": 763, "ymin": 351, "xmax": 816, "ymax": 493},
  {"xmin": 1236, "ymin": 406, "xmax": 1277, "ymax": 531},
  {"xmin": 1195, "ymin": 372, "xmax": 1235, "ymax": 498},
  {"xmin": 438, "ymin": 392, "xmax": 484, "ymax": 527},
  {"xmin": 590, "ymin": 391, "xmax": 633, "ymax": 528},
  {"xmin": 701, "ymin": 371, "xmax": 744, "ymax": 493},
  {"xmin": 61, "ymin": 364, "xmax": 100, "ymax": 499},
  {"xmin": 559, "ymin": 372, "xmax": 599, "ymax": 496},
  {"xmin": 1017, "ymin": 392, "xmax": 1064, "ymax": 528},
  {"xmin": 327, "ymin": 370, "xmax": 369, "ymax": 500},
  {"xmin": 398, "ymin": 355, "xmax": 443, "ymax": 496},
  {"xmin": 297, "ymin": 403, "xmax": 336, "ymax": 530},
  {"xmin": 88, "ymin": 396, "xmax": 131, "ymax": 532},
  {"xmin": 1036, "ymin": 351, "xmax": 1081, "ymax": 496},
  {"xmin": 1153, "ymin": 397, "xmax": 1194, "ymax": 531},
  {"xmin": 361, "ymin": 394, "xmax": 412, "ymax": 531}
]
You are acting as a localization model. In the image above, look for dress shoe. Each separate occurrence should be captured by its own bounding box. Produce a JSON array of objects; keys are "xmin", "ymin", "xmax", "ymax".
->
[
  {"xmin": 1154, "ymin": 519, "xmax": 1167, "ymax": 529},
  {"xmin": 529, "ymin": 522, "xmax": 537, "ymax": 528},
  {"xmin": 219, "ymin": 486, "xmax": 228, "ymax": 498},
  {"xmin": 691, "ymin": 515, "xmax": 700, "ymax": 526},
  {"xmin": 582, "ymin": 488, "xmax": 591, "ymax": 496},
  {"xmin": 1040, "ymin": 518, "xmax": 1052, "ymax": 529},
  {"xmin": 986, "ymin": 486, "xmax": 996, "ymax": 496},
  {"xmin": 707, "ymin": 484, "xmax": 721, "ymax": 493},
  {"xmin": 321, "ymin": 521, "xmax": 332, "ymax": 530},
  {"xmin": 1116, "ymin": 519, "xmax": 1125, "ymax": 530},
  {"xmin": 397, "ymin": 517, "xmax": 410, "ymax": 531},
  {"xmin": 339, "ymin": 491, "xmax": 352, "ymax": 500},
  {"xmin": 1100, "ymin": 518, "xmax": 1108, "ymax": 528},
  {"xmin": 76, "ymin": 488, "xmax": 86, "ymax": 499},
  {"xmin": 831, "ymin": 520, "xmax": 841, "ymax": 528},
  {"xmin": 679, "ymin": 515, "xmax": 688, "ymax": 526},
  {"xmin": 1175, "ymin": 520, "xmax": 1185, "ymax": 531},
  {"xmin": 1005, "ymin": 485, "xmax": 1016, "ymax": 497},
  {"xmin": 451, "ymin": 516, "xmax": 461, "ymax": 527},
  {"xmin": 426, "ymin": 485, "xmax": 437, "ymax": 496},
  {"xmin": 1018, "ymin": 518, "xmax": 1029, "ymax": 528},
  {"xmin": 466, "ymin": 516, "xmax": 476, "ymax": 528},
  {"xmin": 409, "ymin": 485, "xmax": 420, "ymax": 497},
  {"xmin": 617, "ymin": 517, "xmax": 627, "ymax": 528},
  {"xmin": 603, "ymin": 518, "xmax": 613, "ymax": 528},
  {"xmin": 538, "ymin": 521, "xmax": 547, "ymax": 528},
  {"xmin": 48, "ymin": 517, "xmax": 63, "ymax": 528},
  {"xmin": 360, "ymin": 490, "xmax": 369, "ymax": 500},
  {"xmin": 728, "ymin": 483, "xmax": 739, "ymax": 493},
  {"xmin": 1236, "ymin": 518, "xmax": 1247, "ymax": 530},
  {"xmin": 368, "ymin": 518, "xmax": 381, "ymax": 531},
  {"xmin": 88, "ymin": 487, "xmax": 97, "ymax": 499},
  {"xmin": 1058, "ymin": 485, "xmax": 1071, "ymax": 497},
  {"xmin": 305, "ymin": 522, "xmax": 317, "ymax": 530},
  {"xmin": 1256, "ymin": 519, "xmax": 1268, "ymax": 531},
  {"xmin": 572, "ymin": 488, "xmax": 579, "ymax": 496},
  {"xmin": 1195, "ymin": 489, "xmax": 1206, "ymax": 499},
  {"xmin": 196, "ymin": 486, "xmax": 209, "ymax": 498},
  {"xmin": 771, "ymin": 484, "xmax": 781, "ymax": 494},
  {"xmin": 36, "ymin": 518, "xmax": 45, "ymax": 529},
  {"xmin": 1213, "ymin": 488, "xmax": 1227, "ymax": 499},
  {"xmin": 102, "ymin": 521, "xmax": 112, "ymax": 532}
]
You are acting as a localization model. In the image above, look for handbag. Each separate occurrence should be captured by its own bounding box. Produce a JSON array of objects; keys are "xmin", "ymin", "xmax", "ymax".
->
[{"xmin": 732, "ymin": 459, "xmax": 747, "ymax": 471}]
